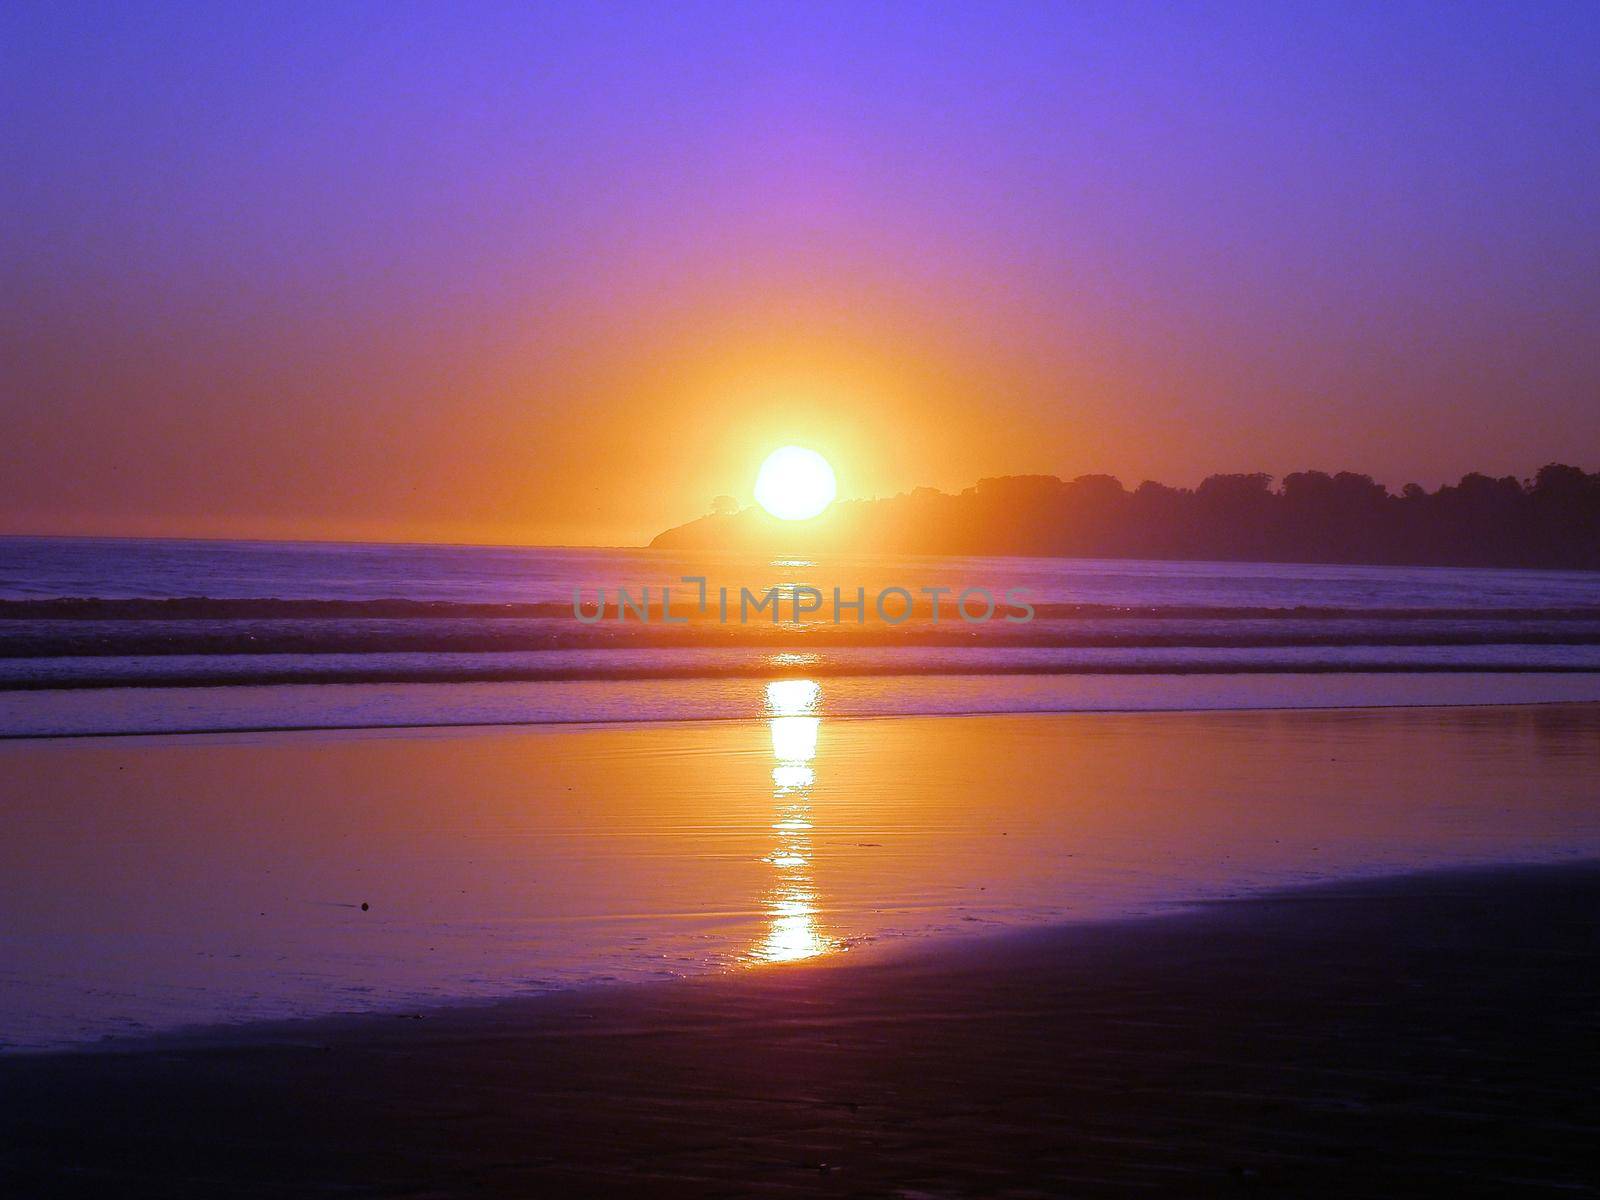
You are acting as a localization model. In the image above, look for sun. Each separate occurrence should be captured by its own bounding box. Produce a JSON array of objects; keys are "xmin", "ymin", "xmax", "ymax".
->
[{"xmin": 754, "ymin": 446, "xmax": 837, "ymax": 521}]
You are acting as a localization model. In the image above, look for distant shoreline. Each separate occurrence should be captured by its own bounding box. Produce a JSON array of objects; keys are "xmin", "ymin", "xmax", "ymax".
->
[{"xmin": 653, "ymin": 466, "xmax": 1600, "ymax": 571}]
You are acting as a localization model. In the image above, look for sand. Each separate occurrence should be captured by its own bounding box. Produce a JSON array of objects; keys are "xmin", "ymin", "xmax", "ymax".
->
[
  {"xmin": 7, "ymin": 704, "xmax": 1600, "ymax": 1050},
  {"xmin": 3, "ymin": 860, "xmax": 1597, "ymax": 1197}
]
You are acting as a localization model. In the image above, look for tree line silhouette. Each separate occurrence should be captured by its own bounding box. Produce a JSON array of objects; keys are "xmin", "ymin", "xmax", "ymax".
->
[{"xmin": 652, "ymin": 464, "xmax": 1600, "ymax": 569}]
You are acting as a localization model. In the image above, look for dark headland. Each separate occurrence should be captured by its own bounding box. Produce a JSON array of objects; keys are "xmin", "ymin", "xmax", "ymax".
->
[
  {"xmin": 652, "ymin": 464, "xmax": 1600, "ymax": 568},
  {"xmin": 4, "ymin": 861, "xmax": 1597, "ymax": 1197}
]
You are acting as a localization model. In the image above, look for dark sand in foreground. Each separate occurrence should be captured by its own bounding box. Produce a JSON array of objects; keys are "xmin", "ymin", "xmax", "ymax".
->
[{"xmin": 4, "ymin": 862, "xmax": 1598, "ymax": 1197}]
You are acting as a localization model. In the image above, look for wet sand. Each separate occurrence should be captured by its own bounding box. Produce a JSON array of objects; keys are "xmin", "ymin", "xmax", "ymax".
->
[
  {"xmin": 4, "ymin": 861, "xmax": 1597, "ymax": 1197},
  {"xmin": 6, "ymin": 704, "xmax": 1600, "ymax": 1048}
]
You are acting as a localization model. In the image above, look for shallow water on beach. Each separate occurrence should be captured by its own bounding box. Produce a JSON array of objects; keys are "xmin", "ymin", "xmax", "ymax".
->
[{"xmin": 2, "ymin": 701, "xmax": 1597, "ymax": 1051}]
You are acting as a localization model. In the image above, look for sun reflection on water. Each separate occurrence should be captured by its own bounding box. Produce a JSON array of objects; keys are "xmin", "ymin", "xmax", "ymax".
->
[
  {"xmin": 766, "ymin": 677, "xmax": 820, "ymax": 714},
  {"xmin": 752, "ymin": 678, "xmax": 835, "ymax": 963}
]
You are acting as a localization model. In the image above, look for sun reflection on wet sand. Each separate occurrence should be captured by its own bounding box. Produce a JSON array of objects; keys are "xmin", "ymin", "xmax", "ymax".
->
[{"xmin": 752, "ymin": 679, "xmax": 836, "ymax": 963}]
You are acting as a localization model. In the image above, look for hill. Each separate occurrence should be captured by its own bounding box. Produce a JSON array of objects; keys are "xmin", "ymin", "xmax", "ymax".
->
[{"xmin": 650, "ymin": 465, "xmax": 1600, "ymax": 569}]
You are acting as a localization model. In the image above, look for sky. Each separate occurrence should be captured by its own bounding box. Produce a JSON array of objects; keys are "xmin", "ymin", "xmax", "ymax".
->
[{"xmin": 4, "ymin": 1, "xmax": 1599, "ymax": 546}]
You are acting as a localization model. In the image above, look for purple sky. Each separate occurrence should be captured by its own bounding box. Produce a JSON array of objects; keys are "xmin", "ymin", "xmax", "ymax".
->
[{"xmin": 5, "ymin": 2, "xmax": 1598, "ymax": 545}]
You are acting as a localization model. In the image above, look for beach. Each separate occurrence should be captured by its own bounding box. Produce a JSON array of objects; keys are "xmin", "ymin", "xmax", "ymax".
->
[
  {"xmin": 2, "ymin": 704, "xmax": 1599, "ymax": 1194},
  {"xmin": 3, "ymin": 859, "xmax": 1597, "ymax": 1196},
  {"xmin": 5, "ymin": 550, "xmax": 1599, "ymax": 1192},
  {"xmin": 4, "ymin": 704, "xmax": 1599, "ymax": 1049}
]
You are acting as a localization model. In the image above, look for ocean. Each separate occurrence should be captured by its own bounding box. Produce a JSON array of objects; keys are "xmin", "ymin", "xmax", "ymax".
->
[{"xmin": 2, "ymin": 535, "xmax": 1599, "ymax": 736}]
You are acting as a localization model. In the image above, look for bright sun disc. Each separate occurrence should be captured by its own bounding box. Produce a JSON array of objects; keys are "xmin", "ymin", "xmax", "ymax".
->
[{"xmin": 754, "ymin": 446, "xmax": 836, "ymax": 521}]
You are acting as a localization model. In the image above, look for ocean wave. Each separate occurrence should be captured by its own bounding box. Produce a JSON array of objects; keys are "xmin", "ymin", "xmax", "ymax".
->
[
  {"xmin": 5, "ymin": 644, "xmax": 1600, "ymax": 689},
  {"xmin": 4, "ymin": 614, "xmax": 1600, "ymax": 658},
  {"xmin": 7, "ymin": 596, "xmax": 1600, "ymax": 621}
]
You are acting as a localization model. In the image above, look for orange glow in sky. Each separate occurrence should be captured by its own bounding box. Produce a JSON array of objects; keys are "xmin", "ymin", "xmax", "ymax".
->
[{"xmin": 5, "ymin": 6, "xmax": 1599, "ymax": 546}]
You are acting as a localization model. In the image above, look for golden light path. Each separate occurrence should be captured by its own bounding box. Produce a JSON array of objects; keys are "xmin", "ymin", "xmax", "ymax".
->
[{"xmin": 753, "ymin": 677, "xmax": 836, "ymax": 963}]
